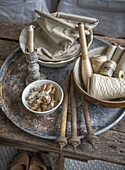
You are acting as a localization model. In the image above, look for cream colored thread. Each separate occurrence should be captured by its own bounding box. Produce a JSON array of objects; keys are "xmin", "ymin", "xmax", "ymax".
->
[
  {"xmin": 111, "ymin": 45, "xmax": 125, "ymax": 63},
  {"xmin": 88, "ymin": 74, "xmax": 125, "ymax": 100},
  {"xmin": 91, "ymin": 55, "xmax": 107, "ymax": 73},
  {"xmin": 118, "ymin": 70, "xmax": 125, "ymax": 80},
  {"xmin": 105, "ymin": 45, "xmax": 117, "ymax": 60},
  {"xmin": 114, "ymin": 52, "xmax": 125, "ymax": 77},
  {"xmin": 100, "ymin": 60, "xmax": 117, "ymax": 77}
]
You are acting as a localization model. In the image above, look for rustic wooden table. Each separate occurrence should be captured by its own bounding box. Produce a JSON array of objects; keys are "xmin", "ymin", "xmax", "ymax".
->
[{"xmin": 0, "ymin": 22, "xmax": 125, "ymax": 170}]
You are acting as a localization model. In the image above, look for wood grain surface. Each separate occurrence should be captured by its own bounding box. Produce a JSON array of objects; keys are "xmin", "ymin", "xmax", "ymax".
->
[{"xmin": 0, "ymin": 22, "xmax": 125, "ymax": 166}]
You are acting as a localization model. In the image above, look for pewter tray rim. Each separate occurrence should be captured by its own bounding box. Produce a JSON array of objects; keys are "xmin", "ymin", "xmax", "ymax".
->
[{"xmin": 0, "ymin": 37, "xmax": 125, "ymax": 140}]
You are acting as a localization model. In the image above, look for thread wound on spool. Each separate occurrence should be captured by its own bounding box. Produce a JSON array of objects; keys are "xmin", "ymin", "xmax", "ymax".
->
[
  {"xmin": 91, "ymin": 55, "xmax": 107, "ymax": 73},
  {"xmin": 118, "ymin": 70, "xmax": 125, "ymax": 80},
  {"xmin": 111, "ymin": 45, "xmax": 125, "ymax": 63},
  {"xmin": 105, "ymin": 45, "xmax": 117, "ymax": 60},
  {"xmin": 113, "ymin": 52, "xmax": 125, "ymax": 78},
  {"xmin": 100, "ymin": 60, "xmax": 117, "ymax": 77},
  {"xmin": 88, "ymin": 74, "xmax": 125, "ymax": 100}
]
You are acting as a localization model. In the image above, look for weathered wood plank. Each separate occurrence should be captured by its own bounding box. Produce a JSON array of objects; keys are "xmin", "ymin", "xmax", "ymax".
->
[
  {"xmin": 0, "ymin": 110, "xmax": 125, "ymax": 165},
  {"xmin": 0, "ymin": 22, "xmax": 24, "ymax": 40},
  {"xmin": 0, "ymin": 22, "xmax": 125, "ymax": 166},
  {"xmin": 0, "ymin": 60, "xmax": 5, "ymax": 68},
  {"xmin": 49, "ymin": 152, "xmax": 64, "ymax": 170},
  {"xmin": 112, "ymin": 117, "xmax": 125, "ymax": 133},
  {"xmin": 0, "ymin": 39, "xmax": 18, "ymax": 61},
  {"xmin": 0, "ymin": 23, "xmax": 125, "ymax": 45},
  {"xmin": 97, "ymin": 35, "xmax": 125, "ymax": 45}
]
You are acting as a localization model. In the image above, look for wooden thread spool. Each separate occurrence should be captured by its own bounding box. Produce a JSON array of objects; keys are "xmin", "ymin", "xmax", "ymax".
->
[
  {"xmin": 78, "ymin": 22, "xmax": 93, "ymax": 89},
  {"xmin": 118, "ymin": 70, "xmax": 125, "ymax": 80},
  {"xmin": 56, "ymin": 70, "xmax": 70, "ymax": 151},
  {"xmin": 68, "ymin": 74, "xmax": 81, "ymax": 150},
  {"xmin": 111, "ymin": 45, "xmax": 125, "ymax": 63},
  {"xmin": 91, "ymin": 55, "xmax": 107, "ymax": 73},
  {"xmin": 113, "ymin": 52, "xmax": 125, "ymax": 78},
  {"xmin": 105, "ymin": 44, "xmax": 117, "ymax": 60},
  {"xmin": 100, "ymin": 60, "xmax": 117, "ymax": 77}
]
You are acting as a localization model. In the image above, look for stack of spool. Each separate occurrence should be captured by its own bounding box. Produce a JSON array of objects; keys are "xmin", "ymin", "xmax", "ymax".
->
[{"xmin": 88, "ymin": 44, "xmax": 125, "ymax": 101}]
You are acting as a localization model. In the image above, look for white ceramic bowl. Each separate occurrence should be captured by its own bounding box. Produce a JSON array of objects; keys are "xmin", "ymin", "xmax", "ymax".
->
[
  {"xmin": 38, "ymin": 56, "xmax": 76, "ymax": 68},
  {"xmin": 22, "ymin": 80, "xmax": 64, "ymax": 114},
  {"xmin": 19, "ymin": 21, "xmax": 93, "ymax": 68}
]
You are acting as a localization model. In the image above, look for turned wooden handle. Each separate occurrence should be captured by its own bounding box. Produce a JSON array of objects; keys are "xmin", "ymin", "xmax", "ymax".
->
[
  {"xmin": 71, "ymin": 74, "xmax": 77, "ymax": 137},
  {"xmin": 81, "ymin": 96, "xmax": 93, "ymax": 135},
  {"xmin": 69, "ymin": 74, "xmax": 81, "ymax": 150},
  {"xmin": 52, "ymin": 12, "xmax": 98, "ymax": 24},
  {"xmin": 78, "ymin": 22, "xmax": 93, "ymax": 89},
  {"xmin": 78, "ymin": 23, "xmax": 88, "ymax": 60},
  {"xmin": 60, "ymin": 70, "xmax": 70, "ymax": 137}
]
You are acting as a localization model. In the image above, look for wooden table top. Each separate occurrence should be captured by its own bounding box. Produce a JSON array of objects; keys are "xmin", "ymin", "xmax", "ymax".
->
[{"xmin": 0, "ymin": 22, "xmax": 125, "ymax": 166}]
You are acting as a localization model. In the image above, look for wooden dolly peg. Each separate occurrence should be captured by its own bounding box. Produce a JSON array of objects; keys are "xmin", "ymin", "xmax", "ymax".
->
[
  {"xmin": 56, "ymin": 70, "xmax": 70, "ymax": 151},
  {"xmin": 69, "ymin": 74, "xmax": 81, "ymax": 150}
]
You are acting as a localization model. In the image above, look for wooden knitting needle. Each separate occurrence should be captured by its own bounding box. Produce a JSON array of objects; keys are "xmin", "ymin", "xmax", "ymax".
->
[
  {"xmin": 78, "ymin": 22, "xmax": 93, "ymax": 90},
  {"xmin": 56, "ymin": 70, "xmax": 70, "ymax": 151},
  {"xmin": 69, "ymin": 74, "xmax": 81, "ymax": 150},
  {"xmin": 80, "ymin": 96, "xmax": 98, "ymax": 146}
]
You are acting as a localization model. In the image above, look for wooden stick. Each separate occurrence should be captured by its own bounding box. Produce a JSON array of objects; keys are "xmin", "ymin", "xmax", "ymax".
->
[
  {"xmin": 78, "ymin": 23, "xmax": 88, "ymax": 60},
  {"xmin": 34, "ymin": 9, "xmax": 76, "ymax": 30},
  {"xmin": 69, "ymin": 74, "xmax": 81, "ymax": 150},
  {"xmin": 80, "ymin": 96, "xmax": 98, "ymax": 146},
  {"xmin": 52, "ymin": 12, "xmax": 98, "ymax": 24},
  {"xmin": 78, "ymin": 22, "xmax": 93, "ymax": 89},
  {"xmin": 56, "ymin": 70, "xmax": 70, "ymax": 151}
]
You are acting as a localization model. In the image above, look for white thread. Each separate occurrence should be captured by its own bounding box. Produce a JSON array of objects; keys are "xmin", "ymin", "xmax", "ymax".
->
[
  {"xmin": 118, "ymin": 70, "xmax": 125, "ymax": 80},
  {"xmin": 114, "ymin": 52, "xmax": 125, "ymax": 77},
  {"xmin": 105, "ymin": 45, "xmax": 117, "ymax": 60},
  {"xmin": 91, "ymin": 55, "xmax": 107, "ymax": 73},
  {"xmin": 88, "ymin": 74, "xmax": 125, "ymax": 100},
  {"xmin": 111, "ymin": 45, "xmax": 125, "ymax": 63},
  {"xmin": 100, "ymin": 60, "xmax": 117, "ymax": 77}
]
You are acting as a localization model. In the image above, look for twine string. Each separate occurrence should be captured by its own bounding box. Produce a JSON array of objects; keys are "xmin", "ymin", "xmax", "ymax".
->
[{"xmin": 88, "ymin": 74, "xmax": 125, "ymax": 100}]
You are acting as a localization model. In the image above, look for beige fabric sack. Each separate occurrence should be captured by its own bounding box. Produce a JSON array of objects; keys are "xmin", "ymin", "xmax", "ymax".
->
[{"xmin": 20, "ymin": 10, "xmax": 98, "ymax": 62}]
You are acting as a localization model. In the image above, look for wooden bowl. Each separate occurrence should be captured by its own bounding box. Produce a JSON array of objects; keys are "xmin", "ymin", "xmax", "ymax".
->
[{"xmin": 73, "ymin": 46, "xmax": 125, "ymax": 108}]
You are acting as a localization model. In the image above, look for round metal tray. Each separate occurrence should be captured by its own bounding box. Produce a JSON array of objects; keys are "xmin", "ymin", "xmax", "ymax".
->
[{"xmin": 0, "ymin": 37, "xmax": 125, "ymax": 140}]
